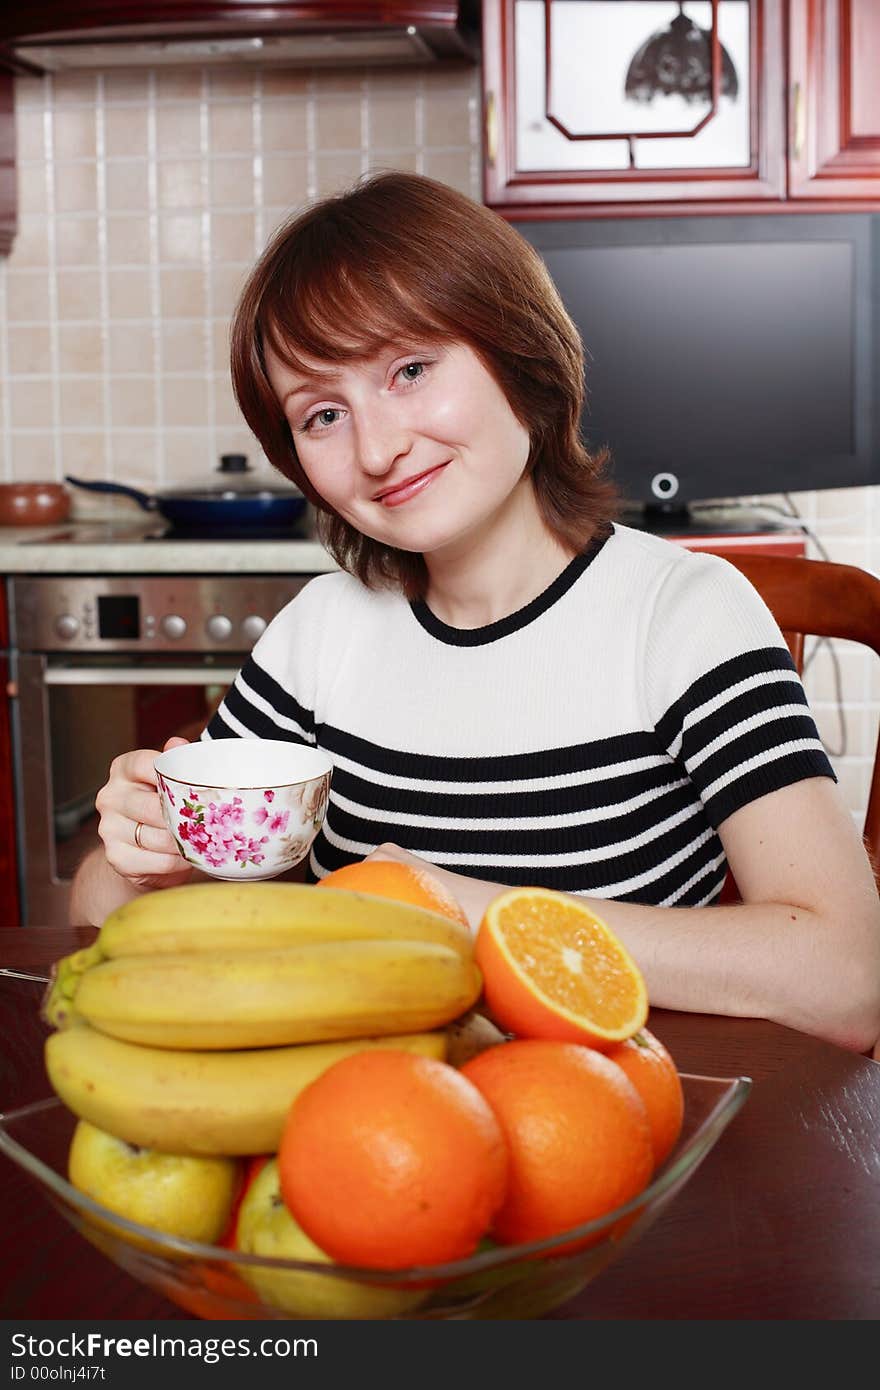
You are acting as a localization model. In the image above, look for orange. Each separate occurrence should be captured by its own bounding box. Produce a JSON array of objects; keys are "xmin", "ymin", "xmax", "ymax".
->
[
  {"xmin": 475, "ymin": 887, "xmax": 647, "ymax": 1048},
  {"xmin": 278, "ymin": 1050, "xmax": 509, "ymax": 1270},
  {"xmin": 188, "ymin": 1263, "xmax": 263, "ymax": 1317},
  {"xmin": 460, "ymin": 1039, "xmax": 653, "ymax": 1249},
  {"xmin": 604, "ymin": 1028, "xmax": 684, "ymax": 1167},
  {"xmin": 317, "ymin": 858, "xmax": 470, "ymax": 929}
]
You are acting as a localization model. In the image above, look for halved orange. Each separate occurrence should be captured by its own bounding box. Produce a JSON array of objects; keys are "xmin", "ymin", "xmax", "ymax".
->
[{"xmin": 474, "ymin": 888, "xmax": 648, "ymax": 1049}]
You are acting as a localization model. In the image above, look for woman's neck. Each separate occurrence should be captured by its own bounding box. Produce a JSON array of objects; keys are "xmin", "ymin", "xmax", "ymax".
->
[{"xmin": 423, "ymin": 481, "xmax": 582, "ymax": 629}]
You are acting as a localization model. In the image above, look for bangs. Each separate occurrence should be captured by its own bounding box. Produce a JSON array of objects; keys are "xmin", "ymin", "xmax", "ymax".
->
[{"xmin": 260, "ymin": 257, "xmax": 455, "ymax": 375}]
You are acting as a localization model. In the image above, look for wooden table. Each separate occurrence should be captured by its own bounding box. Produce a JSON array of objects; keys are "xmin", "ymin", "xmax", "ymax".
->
[{"xmin": 2, "ymin": 927, "xmax": 879, "ymax": 1321}]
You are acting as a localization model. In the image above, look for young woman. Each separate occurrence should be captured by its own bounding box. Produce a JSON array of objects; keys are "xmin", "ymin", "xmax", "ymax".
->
[{"xmin": 70, "ymin": 172, "xmax": 880, "ymax": 1053}]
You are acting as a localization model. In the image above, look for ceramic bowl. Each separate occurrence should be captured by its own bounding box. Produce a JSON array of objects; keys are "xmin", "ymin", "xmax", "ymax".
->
[
  {"xmin": 154, "ymin": 740, "xmax": 332, "ymax": 881},
  {"xmin": 0, "ymin": 482, "xmax": 71, "ymax": 527},
  {"xmin": 0, "ymin": 1076, "xmax": 750, "ymax": 1321}
]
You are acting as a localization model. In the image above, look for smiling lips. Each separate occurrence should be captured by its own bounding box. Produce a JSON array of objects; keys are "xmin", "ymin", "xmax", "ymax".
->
[{"xmin": 374, "ymin": 463, "xmax": 448, "ymax": 508}]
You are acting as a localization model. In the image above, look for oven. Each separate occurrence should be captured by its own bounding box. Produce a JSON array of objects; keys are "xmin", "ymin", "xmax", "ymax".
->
[{"xmin": 6, "ymin": 574, "xmax": 313, "ymax": 925}]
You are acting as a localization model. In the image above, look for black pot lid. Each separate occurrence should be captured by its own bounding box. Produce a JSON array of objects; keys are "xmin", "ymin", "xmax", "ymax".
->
[{"xmin": 159, "ymin": 455, "xmax": 303, "ymax": 501}]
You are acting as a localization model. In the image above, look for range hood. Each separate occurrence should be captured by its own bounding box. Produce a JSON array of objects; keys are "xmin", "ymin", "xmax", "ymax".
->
[{"xmin": 2, "ymin": 4, "xmax": 480, "ymax": 73}]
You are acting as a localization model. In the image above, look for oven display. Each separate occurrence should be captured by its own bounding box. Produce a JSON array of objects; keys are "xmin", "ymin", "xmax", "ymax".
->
[{"xmin": 97, "ymin": 594, "xmax": 141, "ymax": 640}]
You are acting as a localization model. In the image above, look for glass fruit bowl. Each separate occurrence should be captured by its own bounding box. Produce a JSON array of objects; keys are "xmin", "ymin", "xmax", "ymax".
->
[{"xmin": 0, "ymin": 1074, "xmax": 749, "ymax": 1321}]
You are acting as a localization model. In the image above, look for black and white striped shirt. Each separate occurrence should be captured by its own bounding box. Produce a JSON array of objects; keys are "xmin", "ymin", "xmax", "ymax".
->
[{"xmin": 204, "ymin": 523, "xmax": 834, "ymax": 906}]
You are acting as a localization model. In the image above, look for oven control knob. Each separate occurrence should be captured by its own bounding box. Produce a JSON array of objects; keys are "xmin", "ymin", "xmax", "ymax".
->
[
  {"xmin": 206, "ymin": 614, "xmax": 233, "ymax": 641},
  {"xmin": 241, "ymin": 614, "xmax": 267, "ymax": 642},
  {"xmin": 161, "ymin": 614, "xmax": 187, "ymax": 640},
  {"xmin": 54, "ymin": 614, "xmax": 80, "ymax": 641}
]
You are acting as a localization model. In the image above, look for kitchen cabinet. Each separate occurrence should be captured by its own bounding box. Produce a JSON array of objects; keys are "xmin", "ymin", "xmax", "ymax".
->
[
  {"xmin": 482, "ymin": 0, "xmax": 880, "ymax": 216},
  {"xmin": 788, "ymin": 0, "xmax": 880, "ymax": 200},
  {"xmin": 0, "ymin": 2, "xmax": 480, "ymax": 67},
  {"xmin": 0, "ymin": 71, "xmax": 14, "ymax": 256},
  {"xmin": 0, "ymin": 583, "xmax": 21, "ymax": 924}
]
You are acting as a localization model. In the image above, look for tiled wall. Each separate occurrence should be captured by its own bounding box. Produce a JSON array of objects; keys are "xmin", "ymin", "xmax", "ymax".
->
[
  {"xmin": 0, "ymin": 60, "xmax": 877, "ymax": 824},
  {"xmin": 0, "ymin": 63, "xmax": 480, "ymax": 491}
]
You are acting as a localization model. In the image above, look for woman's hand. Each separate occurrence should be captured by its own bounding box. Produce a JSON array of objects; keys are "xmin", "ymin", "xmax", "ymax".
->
[
  {"xmin": 93, "ymin": 735, "xmax": 194, "ymax": 894},
  {"xmin": 364, "ymin": 841, "xmax": 425, "ymax": 870}
]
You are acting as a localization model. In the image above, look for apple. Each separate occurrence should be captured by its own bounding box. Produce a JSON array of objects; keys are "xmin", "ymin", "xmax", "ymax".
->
[
  {"xmin": 68, "ymin": 1119, "xmax": 242, "ymax": 1246},
  {"xmin": 234, "ymin": 1158, "xmax": 428, "ymax": 1319}
]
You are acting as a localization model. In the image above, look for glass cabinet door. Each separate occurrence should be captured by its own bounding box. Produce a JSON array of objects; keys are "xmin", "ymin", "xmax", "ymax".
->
[{"xmin": 483, "ymin": 0, "xmax": 786, "ymax": 210}]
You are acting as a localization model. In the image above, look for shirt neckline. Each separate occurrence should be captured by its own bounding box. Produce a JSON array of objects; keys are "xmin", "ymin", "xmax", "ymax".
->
[{"xmin": 409, "ymin": 524, "xmax": 612, "ymax": 647}]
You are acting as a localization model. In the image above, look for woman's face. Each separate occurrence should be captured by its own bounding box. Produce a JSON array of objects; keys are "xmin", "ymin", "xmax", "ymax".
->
[{"xmin": 265, "ymin": 339, "xmax": 532, "ymax": 557}]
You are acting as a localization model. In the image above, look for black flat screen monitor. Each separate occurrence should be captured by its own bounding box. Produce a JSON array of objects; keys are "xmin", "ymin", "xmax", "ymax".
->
[{"xmin": 512, "ymin": 214, "xmax": 879, "ymax": 521}]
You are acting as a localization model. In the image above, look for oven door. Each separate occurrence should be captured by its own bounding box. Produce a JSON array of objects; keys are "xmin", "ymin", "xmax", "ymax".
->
[{"xmin": 14, "ymin": 654, "xmax": 240, "ymax": 926}]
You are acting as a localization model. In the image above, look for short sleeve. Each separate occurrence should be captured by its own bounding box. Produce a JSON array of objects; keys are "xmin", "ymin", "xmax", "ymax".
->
[
  {"xmin": 644, "ymin": 550, "xmax": 835, "ymax": 829},
  {"xmin": 202, "ymin": 575, "xmax": 336, "ymax": 745}
]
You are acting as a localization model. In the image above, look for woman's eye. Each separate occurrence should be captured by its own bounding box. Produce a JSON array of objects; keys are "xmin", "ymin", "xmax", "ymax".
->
[
  {"xmin": 398, "ymin": 361, "xmax": 426, "ymax": 383},
  {"xmin": 303, "ymin": 407, "xmax": 341, "ymax": 433}
]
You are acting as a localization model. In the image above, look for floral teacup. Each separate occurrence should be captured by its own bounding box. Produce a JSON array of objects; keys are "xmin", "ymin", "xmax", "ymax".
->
[{"xmin": 153, "ymin": 740, "xmax": 332, "ymax": 881}]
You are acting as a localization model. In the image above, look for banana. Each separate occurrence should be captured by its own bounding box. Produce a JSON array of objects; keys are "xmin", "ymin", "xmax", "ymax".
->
[
  {"xmin": 46, "ymin": 1023, "xmax": 449, "ymax": 1156},
  {"xmin": 101, "ymin": 882, "xmax": 473, "ymax": 957},
  {"xmin": 444, "ymin": 1009, "xmax": 510, "ymax": 1069},
  {"xmin": 68, "ymin": 939, "xmax": 483, "ymax": 1049},
  {"xmin": 42, "ymin": 882, "xmax": 474, "ymax": 1029}
]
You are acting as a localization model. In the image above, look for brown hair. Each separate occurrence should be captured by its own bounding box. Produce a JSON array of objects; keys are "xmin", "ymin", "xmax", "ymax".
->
[{"xmin": 230, "ymin": 171, "xmax": 618, "ymax": 598}]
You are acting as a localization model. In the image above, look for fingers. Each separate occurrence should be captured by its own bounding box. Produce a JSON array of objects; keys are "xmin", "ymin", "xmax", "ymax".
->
[
  {"xmin": 131, "ymin": 819, "xmax": 181, "ymax": 858},
  {"xmin": 99, "ymin": 745, "xmax": 178, "ymax": 818},
  {"xmin": 108, "ymin": 746, "xmax": 165, "ymax": 791},
  {"xmin": 95, "ymin": 745, "xmax": 191, "ymax": 887},
  {"xmin": 131, "ymin": 842, "xmax": 187, "ymax": 871},
  {"xmin": 366, "ymin": 842, "xmax": 422, "ymax": 865},
  {"xmin": 99, "ymin": 808, "xmax": 180, "ymax": 859},
  {"xmin": 96, "ymin": 782, "xmax": 163, "ymax": 833},
  {"xmin": 111, "ymin": 843, "xmax": 187, "ymax": 878}
]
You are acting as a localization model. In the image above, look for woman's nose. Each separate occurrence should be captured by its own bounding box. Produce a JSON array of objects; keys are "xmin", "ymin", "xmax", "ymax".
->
[{"xmin": 353, "ymin": 403, "xmax": 412, "ymax": 477}]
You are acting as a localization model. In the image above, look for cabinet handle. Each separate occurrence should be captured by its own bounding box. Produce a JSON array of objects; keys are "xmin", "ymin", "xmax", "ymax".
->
[
  {"xmin": 791, "ymin": 81, "xmax": 805, "ymax": 162},
  {"xmin": 485, "ymin": 90, "xmax": 498, "ymax": 168}
]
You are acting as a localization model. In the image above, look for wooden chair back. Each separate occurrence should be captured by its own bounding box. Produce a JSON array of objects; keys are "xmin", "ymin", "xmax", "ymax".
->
[{"xmin": 722, "ymin": 553, "xmax": 880, "ymax": 882}]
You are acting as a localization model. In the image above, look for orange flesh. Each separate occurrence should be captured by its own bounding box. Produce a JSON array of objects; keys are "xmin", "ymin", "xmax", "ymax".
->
[{"xmin": 493, "ymin": 898, "xmax": 644, "ymax": 1031}]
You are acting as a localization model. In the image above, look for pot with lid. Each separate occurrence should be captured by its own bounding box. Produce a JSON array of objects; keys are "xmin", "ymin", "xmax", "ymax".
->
[{"xmin": 65, "ymin": 455, "xmax": 308, "ymax": 531}]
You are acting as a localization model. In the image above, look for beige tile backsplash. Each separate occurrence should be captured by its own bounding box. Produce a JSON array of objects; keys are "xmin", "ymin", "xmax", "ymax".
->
[
  {"xmin": 1, "ymin": 60, "xmax": 877, "ymax": 822},
  {"xmin": 2, "ymin": 61, "xmax": 479, "ymax": 494}
]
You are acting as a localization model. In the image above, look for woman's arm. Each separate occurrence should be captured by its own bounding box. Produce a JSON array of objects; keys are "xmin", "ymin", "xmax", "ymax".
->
[{"xmin": 367, "ymin": 777, "xmax": 880, "ymax": 1054}]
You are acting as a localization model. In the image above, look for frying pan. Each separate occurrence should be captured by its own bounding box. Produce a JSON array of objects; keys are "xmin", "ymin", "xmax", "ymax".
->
[{"xmin": 65, "ymin": 455, "xmax": 307, "ymax": 531}]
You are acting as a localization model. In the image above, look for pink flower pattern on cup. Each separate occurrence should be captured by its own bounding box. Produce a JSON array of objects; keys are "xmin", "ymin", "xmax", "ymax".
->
[
  {"xmin": 176, "ymin": 791, "xmax": 272, "ymax": 869},
  {"xmin": 156, "ymin": 770, "xmax": 330, "ymax": 878}
]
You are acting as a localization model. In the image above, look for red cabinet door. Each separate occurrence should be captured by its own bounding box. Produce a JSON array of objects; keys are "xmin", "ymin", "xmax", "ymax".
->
[
  {"xmin": 788, "ymin": 0, "xmax": 880, "ymax": 202},
  {"xmin": 0, "ymin": 71, "xmax": 14, "ymax": 256}
]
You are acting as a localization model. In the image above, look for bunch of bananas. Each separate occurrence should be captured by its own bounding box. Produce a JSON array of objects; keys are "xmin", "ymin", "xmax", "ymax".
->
[{"xmin": 42, "ymin": 882, "xmax": 495, "ymax": 1156}]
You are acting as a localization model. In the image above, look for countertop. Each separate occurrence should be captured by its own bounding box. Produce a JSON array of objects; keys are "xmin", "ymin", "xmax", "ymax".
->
[
  {"xmin": 0, "ymin": 515, "xmax": 338, "ymax": 575},
  {"xmin": 0, "ymin": 505, "xmax": 803, "ymax": 576}
]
